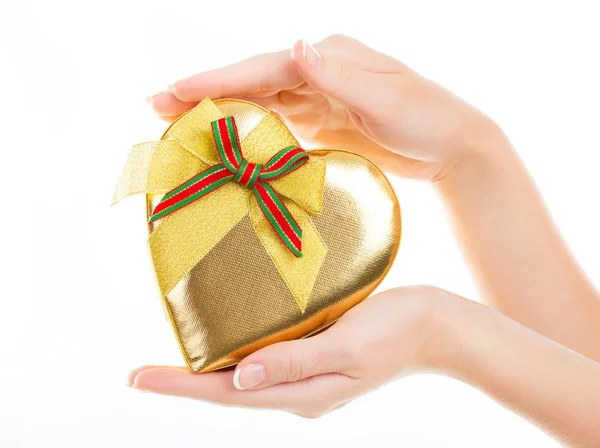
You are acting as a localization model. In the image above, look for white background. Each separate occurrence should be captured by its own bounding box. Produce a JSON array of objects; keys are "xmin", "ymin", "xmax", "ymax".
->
[{"xmin": 1, "ymin": 0, "xmax": 599, "ymax": 446}]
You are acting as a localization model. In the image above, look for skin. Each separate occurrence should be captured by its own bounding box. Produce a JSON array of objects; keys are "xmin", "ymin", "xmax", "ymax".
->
[{"xmin": 131, "ymin": 36, "xmax": 600, "ymax": 446}]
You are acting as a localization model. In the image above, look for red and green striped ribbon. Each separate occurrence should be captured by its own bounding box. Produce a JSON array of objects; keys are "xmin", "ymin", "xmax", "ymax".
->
[{"xmin": 149, "ymin": 116, "xmax": 309, "ymax": 257}]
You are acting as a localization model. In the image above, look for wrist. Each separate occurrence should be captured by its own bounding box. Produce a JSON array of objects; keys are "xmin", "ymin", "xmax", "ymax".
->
[
  {"xmin": 421, "ymin": 290, "xmax": 491, "ymax": 377},
  {"xmin": 433, "ymin": 119, "xmax": 516, "ymax": 196}
]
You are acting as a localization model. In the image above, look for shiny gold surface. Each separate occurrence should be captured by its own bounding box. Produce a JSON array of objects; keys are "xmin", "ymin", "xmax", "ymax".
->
[{"xmin": 149, "ymin": 100, "xmax": 401, "ymax": 372}]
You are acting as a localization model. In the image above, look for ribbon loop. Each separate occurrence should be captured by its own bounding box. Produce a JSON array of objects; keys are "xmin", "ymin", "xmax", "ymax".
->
[
  {"xmin": 260, "ymin": 146, "xmax": 308, "ymax": 181},
  {"xmin": 149, "ymin": 116, "xmax": 311, "ymax": 257},
  {"xmin": 212, "ymin": 116, "xmax": 243, "ymax": 172}
]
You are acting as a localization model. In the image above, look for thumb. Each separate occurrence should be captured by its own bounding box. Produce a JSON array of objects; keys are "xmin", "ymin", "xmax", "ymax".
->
[
  {"xmin": 232, "ymin": 328, "xmax": 351, "ymax": 390},
  {"xmin": 290, "ymin": 39, "xmax": 390, "ymax": 120}
]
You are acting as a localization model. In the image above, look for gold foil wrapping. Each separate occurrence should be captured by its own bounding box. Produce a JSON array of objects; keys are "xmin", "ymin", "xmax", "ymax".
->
[{"xmin": 148, "ymin": 100, "xmax": 401, "ymax": 372}]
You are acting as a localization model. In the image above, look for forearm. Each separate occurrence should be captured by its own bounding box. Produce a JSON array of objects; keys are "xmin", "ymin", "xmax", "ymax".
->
[
  {"xmin": 435, "ymin": 127, "xmax": 600, "ymax": 360},
  {"xmin": 435, "ymin": 297, "xmax": 600, "ymax": 447}
]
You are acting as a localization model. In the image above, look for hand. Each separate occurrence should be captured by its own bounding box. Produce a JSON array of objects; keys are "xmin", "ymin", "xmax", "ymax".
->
[
  {"xmin": 148, "ymin": 35, "xmax": 499, "ymax": 181},
  {"xmin": 129, "ymin": 286, "xmax": 600, "ymax": 445},
  {"xmin": 128, "ymin": 286, "xmax": 459, "ymax": 418}
]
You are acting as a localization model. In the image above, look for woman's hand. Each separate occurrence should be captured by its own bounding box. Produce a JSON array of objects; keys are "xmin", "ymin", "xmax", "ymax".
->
[
  {"xmin": 129, "ymin": 286, "xmax": 455, "ymax": 418},
  {"xmin": 129, "ymin": 286, "xmax": 600, "ymax": 446},
  {"xmin": 148, "ymin": 35, "xmax": 499, "ymax": 181}
]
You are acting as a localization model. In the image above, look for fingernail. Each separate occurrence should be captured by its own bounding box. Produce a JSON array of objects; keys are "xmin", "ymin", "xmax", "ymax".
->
[
  {"xmin": 301, "ymin": 40, "xmax": 321, "ymax": 67},
  {"xmin": 167, "ymin": 83, "xmax": 177, "ymax": 93},
  {"xmin": 145, "ymin": 92, "xmax": 160, "ymax": 104},
  {"xmin": 131, "ymin": 378, "xmax": 146, "ymax": 391},
  {"xmin": 291, "ymin": 41, "xmax": 300, "ymax": 60},
  {"xmin": 233, "ymin": 363, "xmax": 266, "ymax": 390}
]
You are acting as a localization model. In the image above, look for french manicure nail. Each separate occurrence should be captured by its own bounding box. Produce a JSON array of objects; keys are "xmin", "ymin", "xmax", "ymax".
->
[
  {"xmin": 145, "ymin": 92, "xmax": 160, "ymax": 104},
  {"xmin": 301, "ymin": 40, "xmax": 321, "ymax": 67},
  {"xmin": 233, "ymin": 363, "xmax": 266, "ymax": 390}
]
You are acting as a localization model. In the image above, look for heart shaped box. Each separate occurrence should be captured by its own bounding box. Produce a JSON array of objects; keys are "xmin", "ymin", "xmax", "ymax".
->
[{"xmin": 137, "ymin": 99, "xmax": 402, "ymax": 372}]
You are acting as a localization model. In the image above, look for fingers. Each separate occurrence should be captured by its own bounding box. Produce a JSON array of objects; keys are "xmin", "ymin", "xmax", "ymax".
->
[
  {"xmin": 127, "ymin": 365, "xmax": 160, "ymax": 386},
  {"xmin": 130, "ymin": 367, "xmax": 249, "ymax": 404},
  {"xmin": 148, "ymin": 91, "xmax": 198, "ymax": 116},
  {"xmin": 151, "ymin": 35, "xmax": 408, "ymax": 120},
  {"xmin": 158, "ymin": 115, "xmax": 180, "ymax": 123},
  {"xmin": 290, "ymin": 40, "xmax": 395, "ymax": 122},
  {"xmin": 165, "ymin": 35, "xmax": 407, "ymax": 105},
  {"xmin": 232, "ymin": 326, "xmax": 354, "ymax": 391},
  {"xmin": 316, "ymin": 34, "xmax": 409, "ymax": 73},
  {"xmin": 170, "ymin": 51, "xmax": 304, "ymax": 102},
  {"xmin": 131, "ymin": 365, "xmax": 356, "ymax": 416}
]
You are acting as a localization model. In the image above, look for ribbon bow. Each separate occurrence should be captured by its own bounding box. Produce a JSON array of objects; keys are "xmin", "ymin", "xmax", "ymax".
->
[
  {"xmin": 148, "ymin": 116, "xmax": 308, "ymax": 257},
  {"xmin": 112, "ymin": 98, "xmax": 327, "ymax": 312}
]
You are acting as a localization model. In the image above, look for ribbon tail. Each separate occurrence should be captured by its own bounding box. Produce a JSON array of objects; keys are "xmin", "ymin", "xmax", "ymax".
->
[
  {"xmin": 149, "ymin": 184, "xmax": 250, "ymax": 297},
  {"xmin": 148, "ymin": 164, "xmax": 233, "ymax": 223},
  {"xmin": 253, "ymin": 182, "xmax": 303, "ymax": 257},
  {"xmin": 249, "ymin": 196, "xmax": 328, "ymax": 313}
]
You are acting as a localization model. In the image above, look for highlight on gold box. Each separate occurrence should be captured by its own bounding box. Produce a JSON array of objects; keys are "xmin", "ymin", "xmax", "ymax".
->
[{"xmin": 113, "ymin": 98, "xmax": 401, "ymax": 372}]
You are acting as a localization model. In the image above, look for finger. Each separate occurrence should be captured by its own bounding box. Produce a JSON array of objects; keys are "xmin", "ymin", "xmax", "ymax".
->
[
  {"xmin": 236, "ymin": 95, "xmax": 283, "ymax": 112},
  {"xmin": 316, "ymin": 34, "xmax": 409, "ymax": 73},
  {"xmin": 148, "ymin": 91, "xmax": 198, "ymax": 116},
  {"xmin": 158, "ymin": 115, "xmax": 180, "ymax": 123},
  {"xmin": 290, "ymin": 40, "xmax": 396, "ymax": 122},
  {"xmin": 170, "ymin": 36, "xmax": 407, "ymax": 104},
  {"xmin": 170, "ymin": 51, "xmax": 304, "ymax": 102},
  {"xmin": 132, "ymin": 365, "xmax": 356, "ymax": 414},
  {"xmin": 127, "ymin": 365, "xmax": 161, "ymax": 386},
  {"xmin": 232, "ymin": 326, "xmax": 354, "ymax": 391}
]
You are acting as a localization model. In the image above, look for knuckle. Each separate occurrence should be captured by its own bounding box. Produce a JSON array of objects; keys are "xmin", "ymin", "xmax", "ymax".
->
[
  {"xmin": 282, "ymin": 350, "xmax": 308, "ymax": 383},
  {"xmin": 322, "ymin": 34, "xmax": 350, "ymax": 46}
]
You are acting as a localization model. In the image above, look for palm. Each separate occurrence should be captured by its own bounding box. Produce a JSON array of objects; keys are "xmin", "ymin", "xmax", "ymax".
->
[{"xmin": 253, "ymin": 86, "xmax": 440, "ymax": 180}]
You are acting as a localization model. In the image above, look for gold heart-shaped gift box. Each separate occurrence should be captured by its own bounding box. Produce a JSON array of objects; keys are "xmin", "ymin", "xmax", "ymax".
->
[{"xmin": 114, "ymin": 98, "xmax": 401, "ymax": 372}]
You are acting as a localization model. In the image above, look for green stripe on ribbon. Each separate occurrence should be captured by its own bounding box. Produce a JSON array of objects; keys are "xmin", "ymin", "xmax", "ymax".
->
[
  {"xmin": 234, "ymin": 159, "xmax": 248, "ymax": 183},
  {"xmin": 264, "ymin": 146, "xmax": 299, "ymax": 169},
  {"xmin": 247, "ymin": 163, "xmax": 261, "ymax": 189},
  {"xmin": 226, "ymin": 116, "xmax": 243, "ymax": 165},
  {"xmin": 260, "ymin": 153, "xmax": 307, "ymax": 180},
  {"xmin": 149, "ymin": 175, "xmax": 233, "ymax": 223},
  {"xmin": 253, "ymin": 185, "xmax": 302, "ymax": 257},
  {"xmin": 261, "ymin": 182, "xmax": 302, "ymax": 238},
  {"xmin": 163, "ymin": 164, "xmax": 225, "ymax": 200}
]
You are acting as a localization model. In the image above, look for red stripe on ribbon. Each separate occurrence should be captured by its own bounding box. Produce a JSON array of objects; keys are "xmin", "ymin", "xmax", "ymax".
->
[
  {"xmin": 151, "ymin": 166, "xmax": 231, "ymax": 216},
  {"xmin": 217, "ymin": 118, "xmax": 239, "ymax": 169},
  {"xmin": 238, "ymin": 162, "xmax": 255, "ymax": 186},
  {"xmin": 254, "ymin": 182, "xmax": 302, "ymax": 251},
  {"xmin": 264, "ymin": 147, "xmax": 304, "ymax": 173}
]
